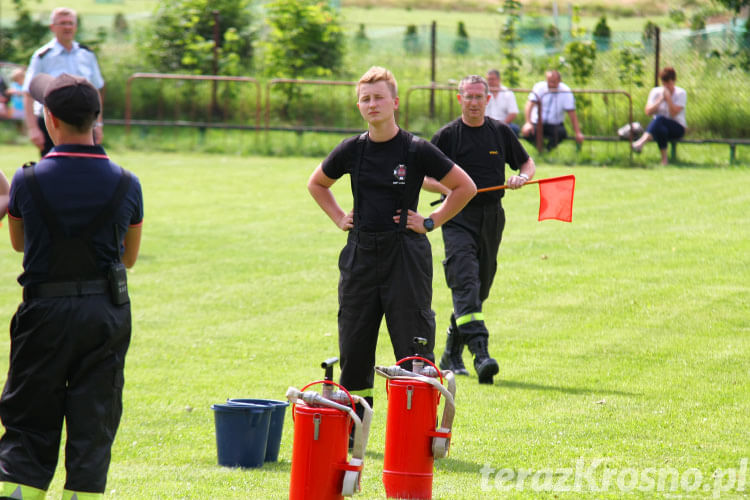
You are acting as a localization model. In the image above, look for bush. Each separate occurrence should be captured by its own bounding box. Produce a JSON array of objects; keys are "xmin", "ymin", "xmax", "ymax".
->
[
  {"xmin": 404, "ymin": 24, "xmax": 421, "ymax": 54},
  {"xmin": 138, "ymin": 0, "xmax": 255, "ymax": 75},
  {"xmin": 593, "ymin": 16, "xmax": 611, "ymax": 51},
  {"xmin": 260, "ymin": 0, "xmax": 344, "ymax": 79},
  {"xmin": 544, "ymin": 24, "xmax": 561, "ymax": 50},
  {"xmin": 453, "ymin": 21, "xmax": 469, "ymax": 55}
]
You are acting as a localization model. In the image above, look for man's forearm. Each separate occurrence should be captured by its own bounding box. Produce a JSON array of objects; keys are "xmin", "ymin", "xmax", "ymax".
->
[{"xmin": 24, "ymin": 94, "xmax": 38, "ymax": 130}]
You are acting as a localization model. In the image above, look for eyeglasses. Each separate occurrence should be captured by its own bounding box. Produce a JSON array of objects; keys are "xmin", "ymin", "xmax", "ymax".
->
[
  {"xmin": 53, "ymin": 21, "xmax": 76, "ymax": 27},
  {"xmin": 461, "ymin": 94, "xmax": 486, "ymax": 102}
]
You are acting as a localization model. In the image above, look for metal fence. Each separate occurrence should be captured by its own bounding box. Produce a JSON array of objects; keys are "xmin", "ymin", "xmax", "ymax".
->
[{"xmin": 343, "ymin": 20, "xmax": 750, "ymax": 139}]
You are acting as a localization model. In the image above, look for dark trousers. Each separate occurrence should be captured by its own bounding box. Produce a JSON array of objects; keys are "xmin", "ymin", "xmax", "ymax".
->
[
  {"xmin": 337, "ymin": 230, "xmax": 436, "ymax": 404},
  {"xmin": 646, "ymin": 115, "xmax": 685, "ymax": 150},
  {"xmin": 526, "ymin": 123, "xmax": 568, "ymax": 150},
  {"xmin": 36, "ymin": 116, "xmax": 54, "ymax": 158},
  {"xmin": 441, "ymin": 202, "xmax": 505, "ymax": 340},
  {"xmin": 0, "ymin": 295, "xmax": 131, "ymax": 492}
]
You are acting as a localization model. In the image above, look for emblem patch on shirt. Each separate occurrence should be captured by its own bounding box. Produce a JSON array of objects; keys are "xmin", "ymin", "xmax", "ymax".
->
[
  {"xmin": 489, "ymin": 150, "xmax": 499, "ymax": 155},
  {"xmin": 393, "ymin": 164, "xmax": 407, "ymax": 185}
]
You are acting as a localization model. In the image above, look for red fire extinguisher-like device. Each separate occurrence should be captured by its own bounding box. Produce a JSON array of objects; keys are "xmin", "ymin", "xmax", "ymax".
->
[
  {"xmin": 375, "ymin": 337, "xmax": 457, "ymax": 500},
  {"xmin": 287, "ymin": 357, "xmax": 373, "ymax": 500}
]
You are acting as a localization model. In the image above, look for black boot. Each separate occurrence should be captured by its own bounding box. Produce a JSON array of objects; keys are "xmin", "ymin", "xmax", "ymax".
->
[
  {"xmin": 439, "ymin": 317, "xmax": 469, "ymax": 375},
  {"xmin": 467, "ymin": 336, "xmax": 499, "ymax": 384}
]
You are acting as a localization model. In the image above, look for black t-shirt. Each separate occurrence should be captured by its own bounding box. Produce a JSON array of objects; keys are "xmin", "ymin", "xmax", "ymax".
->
[
  {"xmin": 431, "ymin": 117, "xmax": 530, "ymax": 205},
  {"xmin": 8, "ymin": 144, "xmax": 144, "ymax": 287},
  {"xmin": 322, "ymin": 129, "xmax": 454, "ymax": 232}
]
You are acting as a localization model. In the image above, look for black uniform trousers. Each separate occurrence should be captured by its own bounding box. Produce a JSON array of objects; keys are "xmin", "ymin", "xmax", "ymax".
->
[
  {"xmin": 441, "ymin": 201, "xmax": 505, "ymax": 341},
  {"xmin": 527, "ymin": 123, "xmax": 568, "ymax": 150},
  {"xmin": 337, "ymin": 229, "xmax": 436, "ymax": 406},
  {"xmin": 0, "ymin": 294, "xmax": 131, "ymax": 493},
  {"xmin": 36, "ymin": 116, "xmax": 54, "ymax": 158}
]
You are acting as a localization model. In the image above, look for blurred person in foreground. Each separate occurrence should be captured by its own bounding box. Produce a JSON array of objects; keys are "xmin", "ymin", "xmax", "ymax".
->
[{"xmin": 1, "ymin": 72, "xmax": 143, "ymax": 500}]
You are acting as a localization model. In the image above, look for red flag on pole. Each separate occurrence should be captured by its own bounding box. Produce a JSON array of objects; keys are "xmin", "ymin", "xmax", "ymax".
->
[{"xmin": 537, "ymin": 175, "xmax": 575, "ymax": 222}]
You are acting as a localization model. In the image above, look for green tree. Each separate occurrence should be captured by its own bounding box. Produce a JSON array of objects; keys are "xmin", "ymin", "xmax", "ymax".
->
[
  {"xmin": 690, "ymin": 14, "xmax": 708, "ymax": 53},
  {"xmin": 563, "ymin": 6, "xmax": 597, "ymax": 86},
  {"xmin": 710, "ymin": 0, "xmax": 749, "ymax": 71},
  {"xmin": 138, "ymin": 0, "xmax": 255, "ymax": 75},
  {"xmin": 642, "ymin": 20, "xmax": 659, "ymax": 49},
  {"xmin": 260, "ymin": 0, "xmax": 344, "ymax": 78},
  {"xmin": 353, "ymin": 23, "xmax": 370, "ymax": 50},
  {"xmin": 453, "ymin": 21, "xmax": 469, "ymax": 55},
  {"xmin": 403, "ymin": 24, "xmax": 421, "ymax": 54},
  {"xmin": 500, "ymin": 0, "xmax": 522, "ymax": 87},
  {"xmin": 113, "ymin": 13, "xmax": 130, "ymax": 39},
  {"xmin": 617, "ymin": 41, "xmax": 645, "ymax": 93},
  {"xmin": 0, "ymin": 0, "xmax": 48, "ymax": 63},
  {"xmin": 544, "ymin": 24, "xmax": 561, "ymax": 50},
  {"xmin": 593, "ymin": 16, "xmax": 611, "ymax": 51}
]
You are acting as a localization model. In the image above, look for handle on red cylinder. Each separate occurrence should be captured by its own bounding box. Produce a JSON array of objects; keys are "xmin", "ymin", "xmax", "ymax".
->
[
  {"xmin": 291, "ymin": 380, "xmax": 357, "ymax": 423},
  {"xmin": 387, "ymin": 356, "xmax": 444, "ymax": 404}
]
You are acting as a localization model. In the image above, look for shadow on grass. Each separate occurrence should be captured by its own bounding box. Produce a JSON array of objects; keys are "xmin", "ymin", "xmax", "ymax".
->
[
  {"xmin": 434, "ymin": 455, "xmax": 489, "ymax": 474},
  {"xmin": 496, "ymin": 379, "xmax": 639, "ymax": 397}
]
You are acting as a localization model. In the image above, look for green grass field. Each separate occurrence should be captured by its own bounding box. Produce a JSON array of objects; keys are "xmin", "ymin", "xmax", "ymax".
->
[{"xmin": 1, "ymin": 144, "xmax": 748, "ymax": 499}]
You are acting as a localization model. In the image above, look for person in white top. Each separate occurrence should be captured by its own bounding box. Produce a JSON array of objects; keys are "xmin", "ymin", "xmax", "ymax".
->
[
  {"xmin": 485, "ymin": 69, "xmax": 520, "ymax": 136},
  {"xmin": 631, "ymin": 67, "xmax": 686, "ymax": 165},
  {"xmin": 521, "ymin": 69, "xmax": 584, "ymax": 150}
]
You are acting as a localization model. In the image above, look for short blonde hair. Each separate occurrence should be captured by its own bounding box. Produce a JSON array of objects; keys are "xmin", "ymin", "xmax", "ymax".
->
[
  {"xmin": 50, "ymin": 7, "xmax": 77, "ymax": 25},
  {"xmin": 357, "ymin": 66, "xmax": 398, "ymax": 98}
]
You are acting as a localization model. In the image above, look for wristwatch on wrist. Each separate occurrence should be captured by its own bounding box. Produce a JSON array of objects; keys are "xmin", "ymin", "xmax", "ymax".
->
[
  {"xmin": 519, "ymin": 173, "xmax": 529, "ymax": 181},
  {"xmin": 423, "ymin": 217, "xmax": 435, "ymax": 232}
]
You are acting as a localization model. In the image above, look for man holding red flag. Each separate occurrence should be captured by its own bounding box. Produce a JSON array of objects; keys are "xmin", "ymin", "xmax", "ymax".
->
[{"xmin": 424, "ymin": 75, "xmax": 536, "ymax": 384}]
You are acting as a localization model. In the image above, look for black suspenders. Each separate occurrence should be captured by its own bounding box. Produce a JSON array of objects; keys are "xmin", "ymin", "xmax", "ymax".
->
[{"xmin": 353, "ymin": 131, "xmax": 420, "ymax": 231}]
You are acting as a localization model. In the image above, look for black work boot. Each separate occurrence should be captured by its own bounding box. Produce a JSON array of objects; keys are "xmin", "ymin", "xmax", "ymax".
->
[
  {"xmin": 467, "ymin": 336, "xmax": 499, "ymax": 384},
  {"xmin": 439, "ymin": 321, "xmax": 469, "ymax": 375}
]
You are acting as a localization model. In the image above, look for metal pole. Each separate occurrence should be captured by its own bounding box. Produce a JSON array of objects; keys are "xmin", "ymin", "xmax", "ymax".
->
[
  {"xmin": 212, "ymin": 10, "xmax": 220, "ymax": 118},
  {"xmin": 430, "ymin": 21, "xmax": 436, "ymax": 119},
  {"xmin": 654, "ymin": 26, "xmax": 660, "ymax": 88}
]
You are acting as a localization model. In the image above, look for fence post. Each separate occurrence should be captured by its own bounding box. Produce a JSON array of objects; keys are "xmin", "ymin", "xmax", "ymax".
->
[
  {"xmin": 430, "ymin": 21, "xmax": 437, "ymax": 119},
  {"xmin": 212, "ymin": 10, "xmax": 220, "ymax": 118},
  {"xmin": 654, "ymin": 26, "xmax": 661, "ymax": 88}
]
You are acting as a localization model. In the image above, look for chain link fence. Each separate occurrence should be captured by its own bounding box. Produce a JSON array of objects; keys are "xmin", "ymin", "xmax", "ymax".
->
[{"xmin": 343, "ymin": 19, "xmax": 750, "ymax": 139}]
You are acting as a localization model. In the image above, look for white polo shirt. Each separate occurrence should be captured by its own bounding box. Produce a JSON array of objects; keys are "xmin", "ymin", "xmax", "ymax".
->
[
  {"xmin": 486, "ymin": 86, "xmax": 518, "ymax": 123},
  {"xmin": 528, "ymin": 81, "xmax": 576, "ymax": 125}
]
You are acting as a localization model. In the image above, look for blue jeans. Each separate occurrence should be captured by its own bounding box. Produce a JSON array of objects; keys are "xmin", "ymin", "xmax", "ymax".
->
[{"xmin": 647, "ymin": 116, "xmax": 685, "ymax": 150}]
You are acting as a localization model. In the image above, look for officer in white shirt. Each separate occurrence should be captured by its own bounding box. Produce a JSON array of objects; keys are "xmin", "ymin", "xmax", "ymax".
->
[{"xmin": 23, "ymin": 7, "xmax": 105, "ymax": 156}]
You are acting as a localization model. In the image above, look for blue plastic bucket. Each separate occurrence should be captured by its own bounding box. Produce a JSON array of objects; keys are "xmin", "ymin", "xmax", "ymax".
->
[
  {"xmin": 211, "ymin": 403, "xmax": 271, "ymax": 468},
  {"xmin": 227, "ymin": 398, "xmax": 289, "ymax": 462}
]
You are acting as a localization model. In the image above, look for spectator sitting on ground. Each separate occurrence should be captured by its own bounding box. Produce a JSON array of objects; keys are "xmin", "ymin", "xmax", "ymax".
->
[
  {"xmin": 631, "ymin": 67, "xmax": 686, "ymax": 165},
  {"xmin": 521, "ymin": 69, "xmax": 584, "ymax": 150}
]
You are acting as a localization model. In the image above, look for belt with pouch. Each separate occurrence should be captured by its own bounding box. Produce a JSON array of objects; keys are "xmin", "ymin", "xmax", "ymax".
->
[{"xmin": 23, "ymin": 280, "xmax": 109, "ymax": 301}]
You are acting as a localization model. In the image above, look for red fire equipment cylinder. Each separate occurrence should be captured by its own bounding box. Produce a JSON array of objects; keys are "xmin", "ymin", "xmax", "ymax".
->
[
  {"xmin": 287, "ymin": 376, "xmax": 372, "ymax": 500},
  {"xmin": 377, "ymin": 355, "xmax": 456, "ymax": 500}
]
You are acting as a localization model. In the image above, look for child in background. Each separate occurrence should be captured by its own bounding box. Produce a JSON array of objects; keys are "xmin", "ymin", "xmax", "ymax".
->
[{"xmin": 7, "ymin": 68, "xmax": 27, "ymax": 121}]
